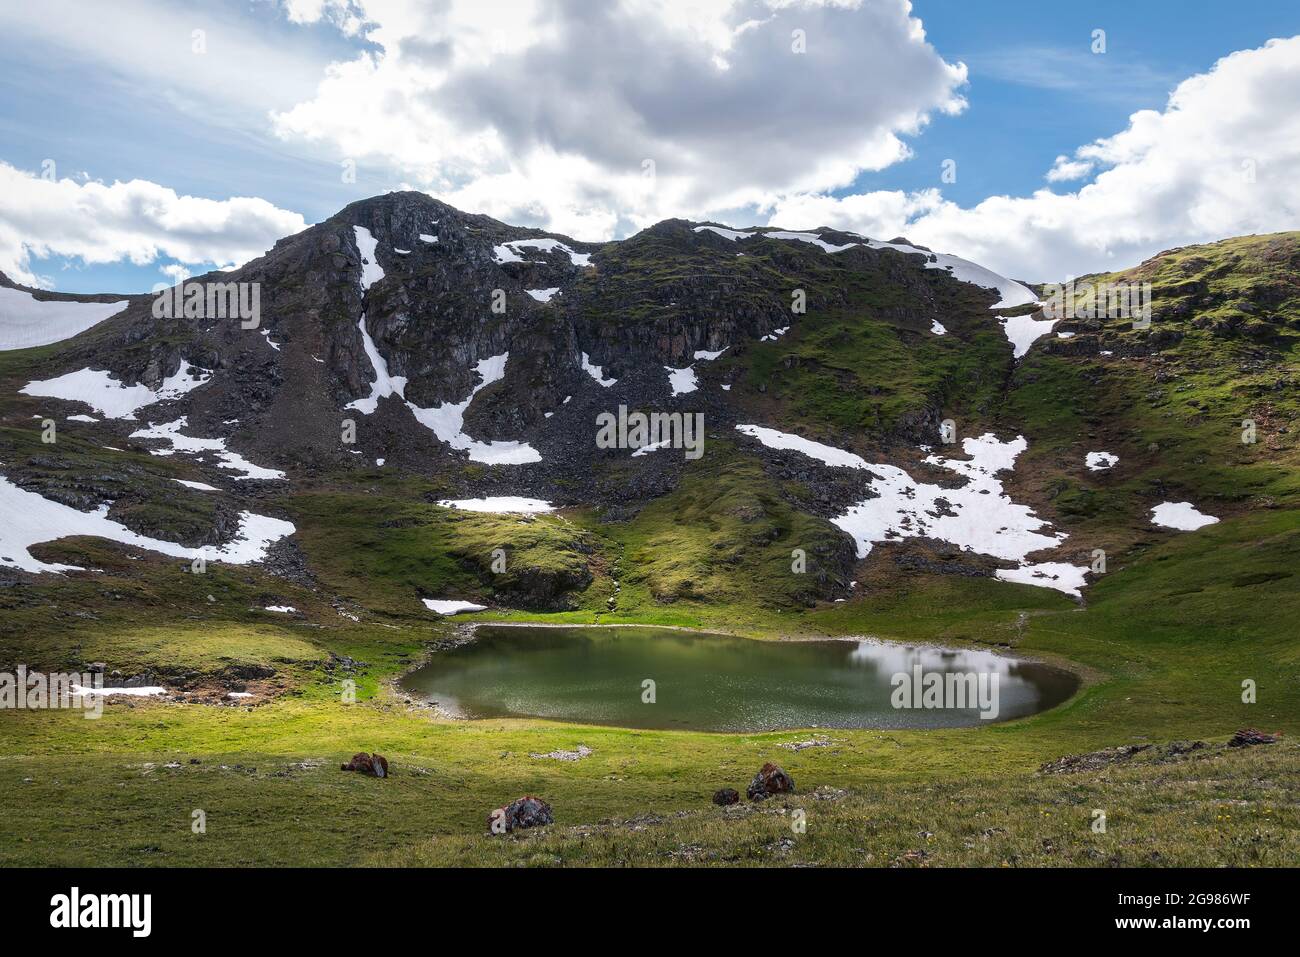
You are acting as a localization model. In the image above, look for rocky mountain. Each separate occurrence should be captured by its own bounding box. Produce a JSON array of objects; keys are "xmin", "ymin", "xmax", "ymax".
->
[{"xmin": 1, "ymin": 192, "xmax": 1297, "ymax": 617}]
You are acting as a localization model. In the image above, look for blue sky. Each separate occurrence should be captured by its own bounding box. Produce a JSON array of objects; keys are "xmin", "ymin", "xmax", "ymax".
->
[
  {"xmin": 1, "ymin": 0, "xmax": 1297, "ymax": 293},
  {"xmin": 880, "ymin": 0, "xmax": 1300, "ymax": 205}
]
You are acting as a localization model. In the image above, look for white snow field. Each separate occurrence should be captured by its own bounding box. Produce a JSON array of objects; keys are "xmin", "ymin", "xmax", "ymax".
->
[
  {"xmin": 345, "ymin": 228, "xmax": 540, "ymax": 464},
  {"xmin": 1151, "ymin": 501, "xmax": 1219, "ymax": 531},
  {"xmin": 995, "ymin": 562, "xmax": 1091, "ymax": 597},
  {"xmin": 422, "ymin": 599, "xmax": 488, "ymax": 615},
  {"xmin": 735, "ymin": 424, "xmax": 872, "ymax": 470},
  {"xmin": 493, "ymin": 237, "xmax": 592, "ymax": 268},
  {"xmin": 129, "ymin": 417, "xmax": 286, "ymax": 480},
  {"xmin": 173, "ymin": 479, "xmax": 219, "ymax": 492},
  {"xmin": 0, "ymin": 285, "xmax": 129, "ymax": 351},
  {"xmin": 1086, "ymin": 451, "xmax": 1119, "ymax": 471},
  {"xmin": 1001, "ymin": 313, "xmax": 1060, "ymax": 359},
  {"xmin": 0, "ymin": 475, "xmax": 295, "ymax": 574},
  {"xmin": 581, "ymin": 352, "xmax": 618, "ymax": 387},
  {"xmin": 436, "ymin": 497, "xmax": 555, "ymax": 513},
  {"xmin": 691, "ymin": 225, "xmax": 1037, "ymax": 309},
  {"xmin": 526, "ymin": 288, "xmax": 560, "ymax": 302},
  {"xmin": 72, "ymin": 684, "xmax": 166, "ymax": 698},
  {"xmin": 665, "ymin": 366, "xmax": 699, "ymax": 395},
  {"xmin": 736, "ymin": 425, "xmax": 1087, "ymax": 595},
  {"xmin": 406, "ymin": 353, "xmax": 542, "ymax": 464},
  {"xmin": 20, "ymin": 361, "xmax": 210, "ymax": 419}
]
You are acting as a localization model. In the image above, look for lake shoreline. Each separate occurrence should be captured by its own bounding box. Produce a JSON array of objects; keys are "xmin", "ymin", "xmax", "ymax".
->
[{"xmin": 398, "ymin": 620, "xmax": 1084, "ymax": 732}]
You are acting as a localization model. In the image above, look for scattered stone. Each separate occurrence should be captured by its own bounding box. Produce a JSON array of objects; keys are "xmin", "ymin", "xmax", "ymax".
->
[
  {"xmin": 1229, "ymin": 728, "xmax": 1282, "ymax": 748},
  {"xmin": 778, "ymin": 735, "xmax": 831, "ymax": 752},
  {"xmin": 891, "ymin": 849, "xmax": 930, "ymax": 867},
  {"xmin": 746, "ymin": 762, "xmax": 795, "ymax": 800},
  {"xmin": 1039, "ymin": 744, "xmax": 1152, "ymax": 774},
  {"xmin": 712, "ymin": 787, "xmax": 740, "ymax": 806},
  {"xmin": 340, "ymin": 752, "xmax": 389, "ymax": 778},
  {"xmin": 488, "ymin": 796, "xmax": 553, "ymax": 833},
  {"xmin": 812, "ymin": 785, "xmax": 847, "ymax": 801},
  {"xmin": 530, "ymin": 745, "xmax": 593, "ymax": 761}
]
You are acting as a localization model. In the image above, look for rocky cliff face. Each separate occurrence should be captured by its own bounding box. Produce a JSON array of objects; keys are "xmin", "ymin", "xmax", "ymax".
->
[
  {"xmin": 18, "ymin": 191, "xmax": 1012, "ymax": 503},
  {"xmin": 15, "ymin": 194, "xmax": 1289, "ymax": 613}
]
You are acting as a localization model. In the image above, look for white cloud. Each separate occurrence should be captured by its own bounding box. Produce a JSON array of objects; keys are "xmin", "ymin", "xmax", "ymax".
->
[
  {"xmin": 0, "ymin": 163, "xmax": 307, "ymax": 287},
  {"xmin": 0, "ymin": 0, "xmax": 333, "ymax": 123},
  {"xmin": 269, "ymin": 0, "xmax": 967, "ymax": 237},
  {"xmin": 766, "ymin": 36, "xmax": 1300, "ymax": 281},
  {"xmin": 1045, "ymin": 155, "xmax": 1094, "ymax": 183}
]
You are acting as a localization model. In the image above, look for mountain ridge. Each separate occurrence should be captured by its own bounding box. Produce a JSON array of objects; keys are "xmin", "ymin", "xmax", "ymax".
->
[{"xmin": 1, "ymin": 192, "xmax": 1297, "ymax": 615}]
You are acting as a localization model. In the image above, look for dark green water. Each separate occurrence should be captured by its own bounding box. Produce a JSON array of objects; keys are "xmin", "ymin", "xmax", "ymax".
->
[{"xmin": 400, "ymin": 625, "xmax": 1079, "ymax": 732}]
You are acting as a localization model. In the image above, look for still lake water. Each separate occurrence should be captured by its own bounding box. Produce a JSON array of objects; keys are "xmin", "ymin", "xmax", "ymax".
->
[{"xmin": 400, "ymin": 625, "xmax": 1078, "ymax": 732}]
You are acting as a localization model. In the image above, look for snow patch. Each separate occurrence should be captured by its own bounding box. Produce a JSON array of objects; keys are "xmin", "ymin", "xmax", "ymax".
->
[
  {"xmin": 526, "ymin": 287, "xmax": 560, "ymax": 302},
  {"xmin": 406, "ymin": 353, "xmax": 542, "ymax": 464},
  {"xmin": 437, "ymin": 497, "xmax": 554, "ymax": 513},
  {"xmin": 422, "ymin": 599, "xmax": 487, "ymax": 615},
  {"xmin": 494, "ymin": 238, "xmax": 592, "ymax": 268},
  {"xmin": 665, "ymin": 366, "xmax": 698, "ymax": 395},
  {"xmin": 129, "ymin": 418, "xmax": 286, "ymax": 480},
  {"xmin": 693, "ymin": 225, "xmax": 756, "ymax": 241},
  {"xmin": 20, "ymin": 361, "xmax": 210, "ymax": 420},
  {"xmin": 72, "ymin": 684, "xmax": 166, "ymax": 698},
  {"xmin": 631, "ymin": 438, "xmax": 673, "ymax": 457},
  {"xmin": 738, "ymin": 425, "xmax": 1084, "ymax": 594},
  {"xmin": 995, "ymin": 562, "xmax": 1089, "ymax": 597},
  {"xmin": 1001, "ymin": 313, "xmax": 1058, "ymax": 359},
  {"xmin": 931, "ymin": 320, "xmax": 947, "ymax": 335},
  {"xmin": 765, "ymin": 230, "xmax": 859, "ymax": 254},
  {"xmin": 581, "ymin": 352, "xmax": 617, "ymax": 387},
  {"xmin": 0, "ymin": 286, "xmax": 129, "ymax": 351},
  {"xmin": 1151, "ymin": 501, "xmax": 1219, "ymax": 531},
  {"xmin": 735, "ymin": 424, "xmax": 871, "ymax": 470},
  {"xmin": 1085, "ymin": 451, "xmax": 1118, "ymax": 471},
  {"xmin": 173, "ymin": 479, "xmax": 218, "ymax": 492},
  {"xmin": 691, "ymin": 224, "xmax": 1036, "ymax": 310},
  {"xmin": 0, "ymin": 475, "xmax": 294, "ymax": 574},
  {"xmin": 353, "ymin": 226, "xmax": 385, "ymax": 290}
]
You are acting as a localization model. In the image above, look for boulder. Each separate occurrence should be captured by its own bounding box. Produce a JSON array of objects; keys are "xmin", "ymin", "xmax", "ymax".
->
[
  {"xmin": 746, "ymin": 762, "xmax": 795, "ymax": 800},
  {"xmin": 1229, "ymin": 728, "xmax": 1281, "ymax": 748},
  {"xmin": 712, "ymin": 787, "xmax": 740, "ymax": 806},
  {"xmin": 488, "ymin": 795, "xmax": 553, "ymax": 834},
  {"xmin": 340, "ymin": 752, "xmax": 389, "ymax": 777}
]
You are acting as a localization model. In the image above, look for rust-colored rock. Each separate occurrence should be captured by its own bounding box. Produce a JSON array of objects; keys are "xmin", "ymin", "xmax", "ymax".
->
[
  {"xmin": 340, "ymin": 752, "xmax": 390, "ymax": 777},
  {"xmin": 746, "ymin": 762, "xmax": 795, "ymax": 800}
]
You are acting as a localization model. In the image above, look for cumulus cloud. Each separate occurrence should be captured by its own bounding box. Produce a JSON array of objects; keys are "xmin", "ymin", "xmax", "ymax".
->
[
  {"xmin": 0, "ymin": 163, "xmax": 307, "ymax": 288},
  {"xmin": 270, "ymin": 0, "xmax": 968, "ymax": 237},
  {"xmin": 1044, "ymin": 155, "xmax": 1094, "ymax": 183},
  {"xmin": 766, "ymin": 36, "xmax": 1300, "ymax": 281}
]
